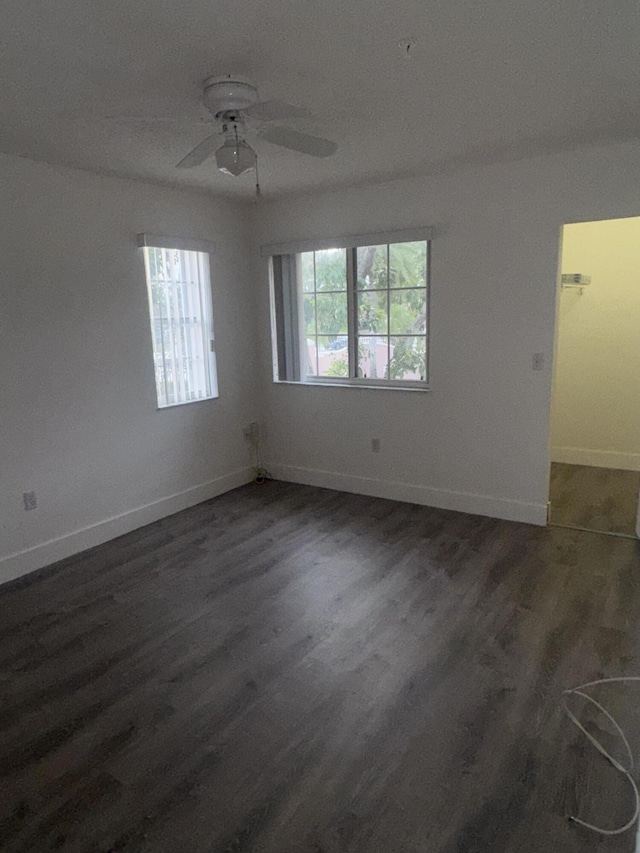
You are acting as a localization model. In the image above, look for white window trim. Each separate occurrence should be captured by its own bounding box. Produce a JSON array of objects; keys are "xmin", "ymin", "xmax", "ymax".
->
[
  {"xmin": 274, "ymin": 378, "xmax": 431, "ymax": 392},
  {"xmin": 137, "ymin": 233, "xmax": 217, "ymax": 255},
  {"xmin": 140, "ymin": 241, "xmax": 219, "ymax": 409},
  {"xmin": 267, "ymin": 229, "xmax": 432, "ymax": 391},
  {"xmin": 261, "ymin": 227, "xmax": 434, "ymax": 257}
]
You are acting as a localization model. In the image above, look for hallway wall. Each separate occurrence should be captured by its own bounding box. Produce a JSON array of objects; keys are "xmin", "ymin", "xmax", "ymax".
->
[{"xmin": 551, "ymin": 216, "xmax": 640, "ymax": 470}]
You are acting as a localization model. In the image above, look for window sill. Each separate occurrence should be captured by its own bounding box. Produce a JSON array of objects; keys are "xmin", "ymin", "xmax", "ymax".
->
[
  {"xmin": 273, "ymin": 380, "xmax": 431, "ymax": 393},
  {"xmin": 156, "ymin": 395, "xmax": 219, "ymax": 410}
]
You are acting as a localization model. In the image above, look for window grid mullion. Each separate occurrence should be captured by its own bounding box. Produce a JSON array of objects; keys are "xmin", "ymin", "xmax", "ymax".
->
[
  {"xmin": 197, "ymin": 252, "xmax": 210, "ymax": 397},
  {"xmin": 148, "ymin": 248, "xmax": 169, "ymax": 407},
  {"xmin": 313, "ymin": 252, "xmax": 319, "ymax": 376},
  {"xmin": 189, "ymin": 250, "xmax": 204, "ymax": 398},
  {"xmin": 161, "ymin": 249, "xmax": 175, "ymax": 403},
  {"xmin": 163, "ymin": 249, "xmax": 180, "ymax": 405},
  {"xmin": 386, "ymin": 244, "xmax": 390, "ymax": 379},
  {"xmin": 190, "ymin": 250, "xmax": 204, "ymax": 398},
  {"xmin": 179, "ymin": 249, "xmax": 193, "ymax": 400},
  {"xmin": 185, "ymin": 250, "xmax": 202, "ymax": 399},
  {"xmin": 425, "ymin": 241, "xmax": 431, "ymax": 383},
  {"xmin": 347, "ymin": 248, "xmax": 357, "ymax": 379},
  {"xmin": 168, "ymin": 249, "xmax": 186, "ymax": 404}
]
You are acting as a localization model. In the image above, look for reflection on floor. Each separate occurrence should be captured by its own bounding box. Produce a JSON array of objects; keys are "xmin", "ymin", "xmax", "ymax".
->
[{"xmin": 549, "ymin": 462, "xmax": 640, "ymax": 536}]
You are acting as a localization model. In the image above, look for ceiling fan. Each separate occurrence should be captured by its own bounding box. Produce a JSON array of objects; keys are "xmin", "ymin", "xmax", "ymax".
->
[{"xmin": 176, "ymin": 75, "xmax": 338, "ymax": 179}]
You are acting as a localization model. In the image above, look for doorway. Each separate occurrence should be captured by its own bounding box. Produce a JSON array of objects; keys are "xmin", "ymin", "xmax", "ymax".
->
[{"xmin": 549, "ymin": 216, "xmax": 640, "ymax": 538}]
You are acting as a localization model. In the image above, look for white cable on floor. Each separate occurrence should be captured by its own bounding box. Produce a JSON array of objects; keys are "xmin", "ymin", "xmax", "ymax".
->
[{"xmin": 563, "ymin": 677, "xmax": 640, "ymax": 838}]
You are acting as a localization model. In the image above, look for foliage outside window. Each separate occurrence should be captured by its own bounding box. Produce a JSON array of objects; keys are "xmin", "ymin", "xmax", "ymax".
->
[
  {"xmin": 142, "ymin": 246, "xmax": 218, "ymax": 407},
  {"xmin": 271, "ymin": 236, "xmax": 429, "ymax": 388}
]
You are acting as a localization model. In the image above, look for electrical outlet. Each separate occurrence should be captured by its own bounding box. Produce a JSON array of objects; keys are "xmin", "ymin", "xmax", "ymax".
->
[
  {"xmin": 23, "ymin": 491, "xmax": 37, "ymax": 511},
  {"xmin": 371, "ymin": 438, "xmax": 380, "ymax": 453}
]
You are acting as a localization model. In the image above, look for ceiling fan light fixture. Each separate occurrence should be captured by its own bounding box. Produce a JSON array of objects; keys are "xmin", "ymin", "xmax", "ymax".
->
[{"xmin": 214, "ymin": 138, "xmax": 256, "ymax": 176}]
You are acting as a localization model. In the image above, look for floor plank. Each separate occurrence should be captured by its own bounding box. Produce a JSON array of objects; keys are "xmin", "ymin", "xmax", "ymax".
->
[
  {"xmin": 1, "ymin": 481, "xmax": 640, "ymax": 852},
  {"xmin": 549, "ymin": 462, "xmax": 640, "ymax": 536}
]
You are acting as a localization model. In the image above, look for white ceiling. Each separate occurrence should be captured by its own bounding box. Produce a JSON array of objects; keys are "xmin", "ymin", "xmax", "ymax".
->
[{"xmin": 2, "ymin": 0, "xmax": 640, "ymax": 198}]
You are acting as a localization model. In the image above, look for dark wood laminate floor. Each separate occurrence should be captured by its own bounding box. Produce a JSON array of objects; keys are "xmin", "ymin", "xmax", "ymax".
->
[
  {"xmin": 2, "ymin": 481, "xmax": 640, "ymax": 853},
  {"xmin": 549, "ymin": 462, "xmax": 640, "ymax": 536}
]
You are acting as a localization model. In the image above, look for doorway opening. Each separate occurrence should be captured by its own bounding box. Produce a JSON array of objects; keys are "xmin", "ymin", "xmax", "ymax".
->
[{"xmin": 549, "ymin": 216, "xmax": 640, "ymax": 538}]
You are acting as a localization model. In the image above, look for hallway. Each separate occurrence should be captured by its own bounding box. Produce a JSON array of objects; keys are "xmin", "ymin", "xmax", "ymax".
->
[{"xmin": 549, "ymin": 462, "xmax": 639, "ymax": 536}]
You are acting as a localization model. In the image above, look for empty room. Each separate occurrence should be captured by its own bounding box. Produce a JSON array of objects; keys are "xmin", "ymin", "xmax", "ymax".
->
[{"xmin": 2, "ymin": 2, "xmax": 640, "ymax": 851}]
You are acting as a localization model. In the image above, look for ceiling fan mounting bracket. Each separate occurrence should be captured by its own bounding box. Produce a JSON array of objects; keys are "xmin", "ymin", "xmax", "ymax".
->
[{"xmin": 216, "ymin": 110, "xmax": 244, "ymax": 124}]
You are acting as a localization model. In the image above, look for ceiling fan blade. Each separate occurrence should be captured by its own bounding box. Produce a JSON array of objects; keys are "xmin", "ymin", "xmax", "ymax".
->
[
  {"xmin": 103, "ymin": 114, "xmax": 211, "ymax": 122},
  {"xmin": 70, "ymin": 114, "xmax": 214, "ymax": 126},
  {"xmin": 176, "ymin": 134, "xmax": 219, "ymax": 169},
  {"xmin": 258, "ymin": 126, "xmax": 337, "ymax": 157},
  {"xmin": 245, "ymin": 100, "xmax": 310, "ymax": 122}
]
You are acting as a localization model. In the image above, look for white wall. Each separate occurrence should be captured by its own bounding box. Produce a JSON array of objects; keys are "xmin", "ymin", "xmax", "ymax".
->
[
  {"xmin": 253, "ymin": 140, "xmax": 640, "ymax": 525},
  {"xmin": 5, "ymin": 139, "xmax": 640, "ymax": 587},
  {"xmin": 551, "ymin": 217, "xmax": 640, "ymax": 471},
  {"xmin": 0, "ymin": 154, "xmax": 258, "ymax": 584}
]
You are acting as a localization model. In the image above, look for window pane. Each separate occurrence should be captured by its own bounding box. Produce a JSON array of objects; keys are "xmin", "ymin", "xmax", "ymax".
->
[
  {"xmin": 317, "ymin": 336, "xmax": 349, "ymax": 377},
  {"xmin": 303, "ymin": 337, "xmax": 319, "ymax": 377},
  {"xmin": 316, "ymin": 292, "xmax": 348, "ymax": 335},
  {"xmin": 303, "ymin": 294, "xmax": 316, "ymax": 336},
  {"xmin": 389, "ymin": 336, "xmax": 427, "ymax": 381},
  {"xmin": 357, "ymin": 336, "xmax": 388, "ymax": 380},
  {"xmin": 389, "ymin": 241, "xmax": 427, "ymax": 288},
  {"xmin": 389, "ymin": 288, "xmax": 427, "ymax": 334},
  {"xmin": 357, "ymin": 290, "xmax": 388, "ymax": 334},
  {"xmin": 272, "ymin": 240, "xmax": 429, "ymax": 388},
  {"xmin": 356, "ymin": 244, "xmax": 387, "ymax": 289},
  {"xmin": 315, "ymin": 249, "xmax": 346, "ymax": 291},
  {"xmin": 142, "ymin": 246, "xmax": 216, "ymax": 407},
  {"xmin": 301, "ymin": 252, "xmax": 315, "ymax": 292}
]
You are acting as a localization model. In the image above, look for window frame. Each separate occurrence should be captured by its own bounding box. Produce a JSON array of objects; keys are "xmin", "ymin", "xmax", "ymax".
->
[
  {"xmin": 138, "ymin": 233, "xmax": 219, "ymax": 409},
  {"xmin": 264, "ymin": 228, "xmax": 432, "ymax": 391}
]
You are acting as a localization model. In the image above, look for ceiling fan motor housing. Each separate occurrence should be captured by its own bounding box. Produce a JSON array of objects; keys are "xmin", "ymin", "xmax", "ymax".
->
[{"xmin": 203, "ymin": 76, "xmax": 259, "ymax": 116}]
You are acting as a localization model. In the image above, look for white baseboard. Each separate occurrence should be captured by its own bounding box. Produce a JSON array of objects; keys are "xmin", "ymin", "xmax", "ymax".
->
[
  {"xmin": 552, "ymin": 447, "xmax": 640, "ymax": 471},
  {"xmin": 269, "ymin": 464, "xmax": 548, "ymax": 526},
  {"xmin": 0, "ymin": 467, "xmax": 253, "ymax": 587}
]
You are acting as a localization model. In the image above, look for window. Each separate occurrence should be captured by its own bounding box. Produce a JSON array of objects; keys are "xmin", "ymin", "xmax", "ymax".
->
[
  {"xmin": 140, "ymin": 239, "xmax": 218, "ymax": 407},
  {"xmin": 267, "ymin": 230, "xmax": 431, "ymax": 388}
]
